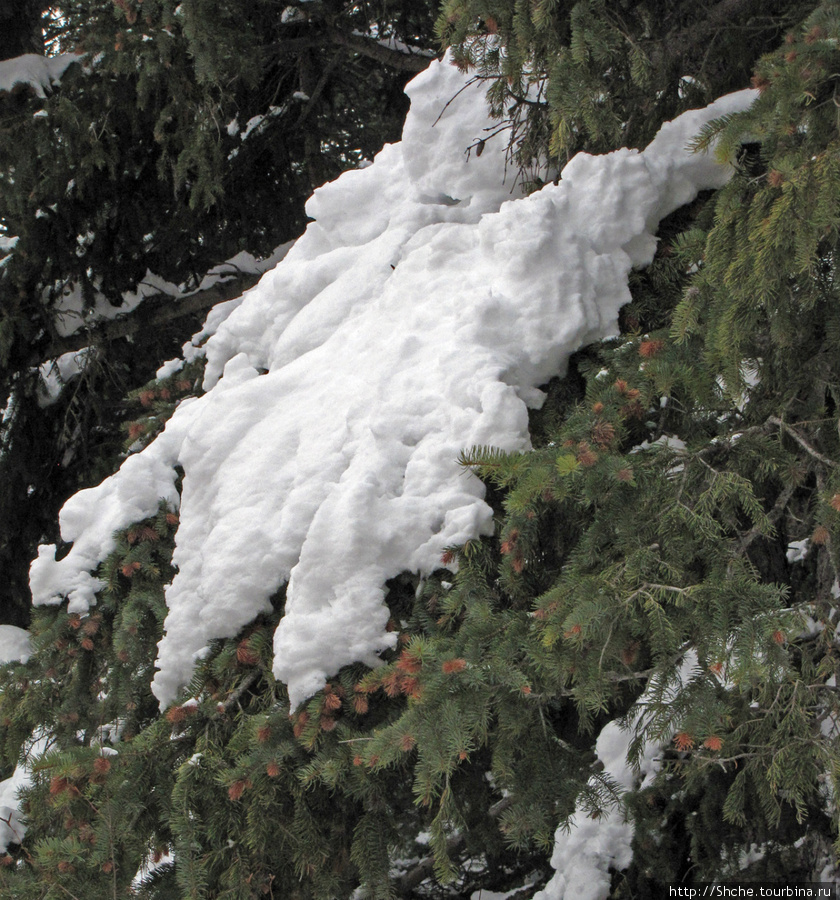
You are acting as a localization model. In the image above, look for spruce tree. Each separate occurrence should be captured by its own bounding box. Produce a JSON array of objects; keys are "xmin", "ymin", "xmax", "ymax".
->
[
  {"xmin": 0, "ymin": 0, "xmax": 438, "ymax": 628},
  {"xmin": 4, "ymin": 1, "xmax": 840, "ymax": 898}
]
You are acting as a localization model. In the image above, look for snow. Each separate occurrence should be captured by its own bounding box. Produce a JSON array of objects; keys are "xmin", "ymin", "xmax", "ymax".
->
[
  {"xmin": 0, "ymin": 53, "xmax": 78, "ymax": 98},
  {"xmin": 51, "ymin": 271, "xmax": 180, "ymax": 339},
  {"xmin": 0, "ymin": 732, "xmax": 51, "ymax": 854},
  {"xmin": 155, "ymin": 241, "xmax": 294, "ymax": 380},
  {"xmin": 37, "ymin": 348, "xmax": 91, "ymax": 407},
  {"xmin": 787, "ymin": 538, "xmax": 810, "ymax": 563},
  {"xmin": 50, "ymin": 244, "xmax": 292, "ymax": 343},
  {"xmin": 0, "ymin": 626, "xmax": 31, "ymax": 665},
  {"xmin": 532, "ymin": 719, "xmax": 659, "ymax": 900},
  {"xmin": 29, "ymin": 53, "xmax": 756, "ymax": 710}
]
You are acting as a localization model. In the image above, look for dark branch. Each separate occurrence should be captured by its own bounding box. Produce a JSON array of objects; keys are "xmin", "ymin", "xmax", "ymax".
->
[
  {"xmin": 325, "ymin": 28, "xmax": 435, "ymax": 73},
  {"xmin": 30, "ymin": 271, "xmax": 262, "ymax": 367},
  {"xmin": 274, "ymin": 28, "xmax": 435, "ymax": 73},
  {"xmin": 395, "ymin": 797, "xmax": 513, "ymax": 894},
  {"xmin": 648, "ymin": 0, "xmax": 765, "ymax": 69}
]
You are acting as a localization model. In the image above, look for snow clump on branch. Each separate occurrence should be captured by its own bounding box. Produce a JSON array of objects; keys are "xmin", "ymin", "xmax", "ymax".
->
[{"xmin": 29, "ymin": 53, "xmax": 756, "ymax": 710}]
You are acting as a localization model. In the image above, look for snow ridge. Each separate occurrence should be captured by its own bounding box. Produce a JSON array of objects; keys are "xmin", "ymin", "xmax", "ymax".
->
[{"xmin": 29, "ymin": 55, "xmax": 755, "ymax": 710}]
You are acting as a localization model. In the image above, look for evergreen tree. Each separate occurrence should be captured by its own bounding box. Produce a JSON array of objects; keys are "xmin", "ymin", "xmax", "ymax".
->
[
  {"xmin": 4, "ymin": 0, "xmax": 840, "ymax": 898},
  {"xmin": 0, "ymin": 0, "xmax": 438, "ymax": 627}
]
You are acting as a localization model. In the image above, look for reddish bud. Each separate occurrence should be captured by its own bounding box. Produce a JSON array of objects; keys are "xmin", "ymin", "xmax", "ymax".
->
[
  {"xmin": 292, "ymin": 712, "xmax": 309, "ymax": 738},
  {"xmin": 397, "ymin": 650, "xmax": 422, "ymax": 674},
  {"xmin": 639, "ymin": 339, "xmax": 664, "ymax": 358},
  {"xmin": 236, "ymin": 640, "xmax": 259, "ymax": 666},
  {"xmin": 323, "ymin": 691, "xmax": 342, "ymax": 712},
  {"xmin": 673, "ymin": 732, "xmax": 695, "ymax": 752},
  {"xmin": 49, "ymin": 776, "xmax": 70, "ymax": 796},
  {"xmin": 165, "ymin": 706, "xmax": 186, "ymax": 724},
  {"xmin": 441, "ymin": 658, "xmax": 467, "ymax": 674},
  {"xmin": 592, "ymin": 421, "xmax": 616, "ymax": 448},
  {"xmin": 228, "ymin": 779, "xmax": 251, "ymax": 802},
  {"xmin": 812, "ymin": 525, "xmax": 829, "ymax": 545}
]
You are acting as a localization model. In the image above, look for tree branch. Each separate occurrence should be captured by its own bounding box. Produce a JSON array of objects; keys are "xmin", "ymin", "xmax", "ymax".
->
[
  {"xmin": 325, "ymin": 28, "xmax": 435, "ymax": 73},
  {"xmin": 273, "ymin": 28, "xmax": 435, "ymax": 73},
  {"xmin": 767, "ymin": 416, "xmax": 836, "ymax": 469},
  {"xmin": 395, "ymin": 797, "xmax": 513, "ymax": 894},
  {"xmin": 648, "ymin": 0, "xmax": 765, "ymax": 71},
  {"xmin": 29, "ymin": 271, "xmax": 262, "ymax": 367}
]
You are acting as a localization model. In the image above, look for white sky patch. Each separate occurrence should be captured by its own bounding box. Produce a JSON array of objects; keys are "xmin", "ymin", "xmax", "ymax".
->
[{"xmin": 29, "ymin": 54, "xmax": 755, "ymax": 710}]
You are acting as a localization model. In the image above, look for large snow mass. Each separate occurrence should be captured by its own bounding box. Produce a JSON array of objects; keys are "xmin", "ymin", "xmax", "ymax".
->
[{"xmin": 29, "ymin": 55, "xmax": 755, "ymax": 710}]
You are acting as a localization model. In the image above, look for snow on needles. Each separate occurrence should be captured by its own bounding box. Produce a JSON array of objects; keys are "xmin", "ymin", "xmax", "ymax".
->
[
  {"xmin": 29, "ymin": 55, "xmax": 756, "ymax": 710},
  {"xmin": 0, "ymin": 53, "xmax": 78, "ymax": 98}
]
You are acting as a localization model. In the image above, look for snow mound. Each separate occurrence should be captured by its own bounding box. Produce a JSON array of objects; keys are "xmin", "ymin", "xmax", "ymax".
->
[{"xmin": 29, "ymin": 54, "xmax": 755, "ymax": 709}]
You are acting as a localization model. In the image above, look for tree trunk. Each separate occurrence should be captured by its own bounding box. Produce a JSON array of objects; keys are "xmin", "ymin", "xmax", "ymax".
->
[{"xmin": 0, "ymin": 0, "xmax": 46, "ymax": 61}]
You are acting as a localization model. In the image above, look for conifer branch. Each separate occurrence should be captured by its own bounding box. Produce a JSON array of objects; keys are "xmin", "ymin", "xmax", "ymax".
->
[
  {"xmin": 767, "ymin": 417, "xmax": 836, "ymax": 469},
  {"xmin": 395, "ymin": 797, "xmax": 513, "ymax": 893},
  {"xmin": 274, "ymin": 28, "xmax": 435, "ymax": 73},
  {"xmin": 737, "ymin": 480, "xmax": 797, "ymax": 557},
  {"xmin": 218, "ymin": 668, "xmax": 263, "ymax": 714},
  {"xmin": 29, "ymin": 272, "xmax": 262, "ymax": 368},
  {"xmin": 649, "ymin": 0, "xmax": 765, "ymax": 71},
  {"xmin": 325, "ymin": 28, "xmax": 436, "ymax": 73}
]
